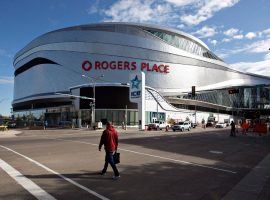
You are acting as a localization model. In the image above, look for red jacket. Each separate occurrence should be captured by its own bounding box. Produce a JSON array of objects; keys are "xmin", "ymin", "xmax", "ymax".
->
[{"xmin": 99, "ymin": 125, "xmax": 118, "ymax": 152}]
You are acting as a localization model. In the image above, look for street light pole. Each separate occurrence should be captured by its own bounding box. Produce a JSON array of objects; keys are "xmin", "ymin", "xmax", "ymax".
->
[
  {"xmin": 93, "ymin": 80, "xmax": 95, "ymax": 125},
  {"xmin": 82, "ymin": 74, "xmax": 104, "ymax": 127}
]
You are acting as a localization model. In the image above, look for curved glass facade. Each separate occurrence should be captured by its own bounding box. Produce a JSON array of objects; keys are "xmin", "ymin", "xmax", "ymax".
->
[
  {"xmin": 179, "ymin": 85, "xmax": 270, "ymax": 109},
  {"xmin": 144, "ymin": 29, "xmax": 222, "ymax": 61}
]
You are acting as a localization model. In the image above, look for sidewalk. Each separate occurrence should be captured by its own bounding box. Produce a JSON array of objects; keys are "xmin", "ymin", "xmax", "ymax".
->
[
  {"xmin": 222, "ymin": 153, "xmax": 270, "ymax": 200},
  {"xmin": 0, "ymin": 130, "xmax": 22, "ymax": 138}
]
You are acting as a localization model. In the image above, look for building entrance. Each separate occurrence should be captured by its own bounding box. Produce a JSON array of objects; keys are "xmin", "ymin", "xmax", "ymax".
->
[{"xmin": 45, "ymin": 113, "xmax": 61, "ymax": 126}]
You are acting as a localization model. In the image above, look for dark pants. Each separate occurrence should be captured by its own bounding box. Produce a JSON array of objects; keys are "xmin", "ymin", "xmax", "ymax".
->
[
  {"xmin": 230, "ymin": 128, "xmax": 236, "ymax": 137},
  {"xmin": 102, "ymin": 151, "xmax": 119, "ymax": 176}
]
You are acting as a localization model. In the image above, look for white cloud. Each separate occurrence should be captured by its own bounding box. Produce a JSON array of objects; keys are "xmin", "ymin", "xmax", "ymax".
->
[
  {"xmin": 231, "ymin": 58, "xmax": 270, "ymax": 77},
  {"xmin": 222, "ymin": 38, "xmax": 231, "ymax": 43},
  {"xmin": 222, "ymin": 28, "xmax": 270, "ymax": 43},
  {"xmin": 257, "ymin": 28, "xmax": 270, "ymax": 38},
  {"xmin": 262, "ymin": 28, "xmax": 270, "ymax": 36},
  {"xmin": 177, "ymin": 24, "xmax": 185, "ymax": 29},
  {"xmin": 245, "ymin": 32, "xmax": 256, "ymax": 39},
  {"xmin": 224, "ymin": 28, "xmax": 239, "ymax": 36},
  {"xmin": 165, "ymin": 0, "xmax": 198, "ymax": 7},
  {"xmin": 0, "ymin": 49, "xmax": 13, "ymax": 58},
  {"xmin": 102, "ymin": 0, "xmax": 239, "ymax": 27},
  {"xmin": 0, "ymin": 76, "xmax": 14, "ymax": 84},
  {"xmin": 230, "ymin": 40, "xmax": 270, "ymax": 76},
  {"xmin": 103, "ymin": 0, "xmax": 173, "ymax": 23},
  {"xmin": 233, "ymin": 34, "xmax": 243, "ymax": 39},
  {"xmin": 210, "ymin": 39, "xmax": 217, "ymax": 45},
  {"xmin": 265, "ymin": 52, "xmax": 270, "ymax": 60},
  {"xmin": 181, "ymin": 0, "xmax": 240, "ymax": 26},
  {"xmin": 219, "ymin": 38, "xmax": 270, "ymax": 57},
  {"xmin": 0, "ymin": 98, "xmax": 8, "ymax": 103},
  {"xmin": 248, "ymin": 38, "xmax": 270, "ymax": 53},
  {"xmin": 221, "ymin": 28, "xmax": 244, "ymax": 43},
  {"xmin": 217, "ymin": 52, "xmax": 229, "ymax": 59},
  {"xmin": 87, "ymin": 1, "xmax": 99, "ymax": 14},
  {"xmin": 193, "ymin": 26, "xmax": 217, "ymax": 38}
]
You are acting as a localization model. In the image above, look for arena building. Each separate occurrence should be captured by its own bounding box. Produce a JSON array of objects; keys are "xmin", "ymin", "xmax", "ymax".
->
[{"xmin": 13, "ymin": 22, "xmax": 270, "ymax": 127}]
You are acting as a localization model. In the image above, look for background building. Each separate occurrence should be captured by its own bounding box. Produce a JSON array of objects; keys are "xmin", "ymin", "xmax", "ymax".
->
[{"xmin": 13, "ymin": 23, "xmax": 270, "ymax": 127}]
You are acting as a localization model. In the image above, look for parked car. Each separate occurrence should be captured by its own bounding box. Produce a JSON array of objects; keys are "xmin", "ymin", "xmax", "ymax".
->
[
  {"xmin": 148, "ymin": 121, "xmax": 169, "ymax": 130},
  {"xmin": 6, "ymin": 122, "xmax": 16, "ymax": 128},
  {"xmin": 94, "ymin": 121, "xmax": 103, "ymax": 129},
  {"xmin": 206, "ymin": 121, "xmax": 215, "ymax": 127},
  {"xmin": 172, "ymin": 121, "xmax": 191, "ymax": 132},
  {"xmin": 215, "ymin": 122, "xmax": 226, "ymax": 128}
]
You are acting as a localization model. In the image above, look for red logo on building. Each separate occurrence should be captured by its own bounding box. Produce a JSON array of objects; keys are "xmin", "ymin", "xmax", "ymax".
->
[{"xmin": 82, "ymin": 60, "xmax": 92, "ymax": 71}]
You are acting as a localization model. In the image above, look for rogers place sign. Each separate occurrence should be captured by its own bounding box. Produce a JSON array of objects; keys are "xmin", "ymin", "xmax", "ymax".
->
[{"xmin": 82, "ymin": 60, "xmax": 170, "ymax": 74}]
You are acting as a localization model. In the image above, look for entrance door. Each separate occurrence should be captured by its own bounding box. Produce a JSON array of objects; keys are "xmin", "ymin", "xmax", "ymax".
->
[{"xmin": 45, "ymin": 113, "xmax": 61, "ymax": 127}]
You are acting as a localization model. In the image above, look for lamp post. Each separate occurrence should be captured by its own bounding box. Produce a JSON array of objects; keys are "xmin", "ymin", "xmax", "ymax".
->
[{"xmin": 82, "ymin": 74, "xmax": 104, "ymax": 127}]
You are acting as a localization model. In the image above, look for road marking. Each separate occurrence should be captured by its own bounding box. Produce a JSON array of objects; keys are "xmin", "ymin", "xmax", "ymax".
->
[
  {"xmin": 0, "ymin": 145, "xmax": 110, "ymax": 200},
  {"xmin": 209, "ymin": 151, "xmax": 223, "ymax": 154},
  {"xmin": 0, "ymin": 159, "xmax": 56, "ymax": 200},
  {"xmin": 53, "ymin": 138, "xmax": 236, "ymax": 174}
]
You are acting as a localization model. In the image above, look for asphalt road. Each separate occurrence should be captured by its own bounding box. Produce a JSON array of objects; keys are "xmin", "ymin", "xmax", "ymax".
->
[{"xmin": 0, "ymin": 127, "xmax": 270, "ymax": 200}]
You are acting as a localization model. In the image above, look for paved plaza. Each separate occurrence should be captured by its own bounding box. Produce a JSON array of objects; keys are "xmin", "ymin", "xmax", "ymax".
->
[{"xmin": 0, "ymin": 127, "xmax": 270, "ymax": 200}]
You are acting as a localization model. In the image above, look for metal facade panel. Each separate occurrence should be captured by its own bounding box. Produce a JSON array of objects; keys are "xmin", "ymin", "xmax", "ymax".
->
[{"xmin": 13, "ymin": 23, "xmax": 270, "ymax": 106}]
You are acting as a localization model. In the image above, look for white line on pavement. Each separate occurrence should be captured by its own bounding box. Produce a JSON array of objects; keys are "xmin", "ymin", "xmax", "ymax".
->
[
  {"xmin": 209, "ymin": 150, "xmax": 223, "ymax": 154},
  {"xmin": 0, "ymin": 145, "xmax": 110, "ymax": 200},
  {"xmin": 0, "ymin": 159, "xmax": 56, "ymax": 200},
  {"xmin": 53, "ymin": 138, "xmax": 237, "ymax": 174}
]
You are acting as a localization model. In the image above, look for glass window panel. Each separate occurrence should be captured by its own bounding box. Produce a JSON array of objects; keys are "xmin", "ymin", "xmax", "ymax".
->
[
  {"xmin": 174, "ymin": 37, "xmax": 182, "ymax": 48},
  {"xmin": 135, "ymin": 111, "xmax": 138, "ymax": 125},
  {"xmin": 181, "ymin": 39, "xmax": 188, "ymax": 51},
  {"xmin": 197, "ymin": 46, "xmax": 202, "ymax": 56},
  {"xmin": 129, "ymin": 111, "xmax": 135, "ymax": 125},
  {"xmin": 189, "ymin": 42, "xmax": 195, "ymax": 53},
  {"xmin": 180, "ymin": 38, "xmax": 188, "ymax": 50},
  {"xmin": 112, "ymin": 110, "xmax": 118, "ymax": 125},
  {"xmin": 96, "ymin": 110, "xmax": 101, "ymax": 122},
  {"xmin": 157, "ymin": 32, "xmax": 164, "ymax": 39},
  {"xmin": 145, "ymin": 29, "xmax": 221, "ymax": 59},
  {"xmin": 118, "ymin": 110, "xmax": 125, "ymax": 125},
  {"xmin": 192, "ymin": 44, "xmax": 198, "ymax": 55},
  {"xmin": 106, "ymin": 110, "xmax": 113, "ymax": 122},
  {"xmin": 163, "ymin": 33, "xmax": 169, "ymax": 43},
  {"xmin": 185, "ymin": 40, "xmax": 192, "ymax": 52},
  {"xmin": 101, "ymin": 110, "xmax": 106, "ymax": 119},
  {"xmin": 177, "ymin": 37, "xmax": 184, "ymax": 49},
  {"xmin": 171, "ymin": 35, "xmax": 178, "ymax": 47}
]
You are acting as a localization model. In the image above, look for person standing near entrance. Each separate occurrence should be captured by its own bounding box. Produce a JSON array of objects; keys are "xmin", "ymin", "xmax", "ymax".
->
[
  {"xmin": 98, "ymin": 121, "xmax": 120, "ymax": 180},
  {"xmin": 230, "ymin": 121, "xmax": 236, "ymax": 137},
  {"xmin": 202, "ymin": 119, "xmax": 206, "ymax": 129},
  {"xmin": 44, "ymin": 120, "xmax": 48, "ymax": 130}
]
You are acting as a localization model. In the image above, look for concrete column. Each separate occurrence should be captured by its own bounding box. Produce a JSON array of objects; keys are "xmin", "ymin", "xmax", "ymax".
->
[
  {"xmin": 138, "ymin": 102, "xmax": 145, "ymax": 130},
  {"xmin": 78, "ymin": 110, "xmax": 82, "ymax": 128}
]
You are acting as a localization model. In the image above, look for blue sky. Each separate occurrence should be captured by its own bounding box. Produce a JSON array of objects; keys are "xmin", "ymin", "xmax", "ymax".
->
[{"xmin": 0, "ymin": 0, "xmax": 270, "ymax": 116}]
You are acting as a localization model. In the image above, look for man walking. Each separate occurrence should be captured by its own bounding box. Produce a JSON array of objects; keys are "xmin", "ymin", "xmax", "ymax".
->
[
  {"xmin": 230, "ymin": 121, "xmax": 236, "ymax": 137},
  {"xmin": 98, "ymin": 121, "xmax": 120, "ymax": 180}
]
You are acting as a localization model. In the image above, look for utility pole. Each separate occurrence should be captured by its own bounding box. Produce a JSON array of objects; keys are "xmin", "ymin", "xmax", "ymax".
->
[
  {"xmin": 82, "ymin": 74, "xmax": 104, "ymax": 127},
  {"xmin": 125, "ymin": 105, "xmax": 127, "ymax": 130}
]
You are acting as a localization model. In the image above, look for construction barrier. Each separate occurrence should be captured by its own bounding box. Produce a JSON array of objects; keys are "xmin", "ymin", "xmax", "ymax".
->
[{"xmin": 253, "ymin": 124, "xmax": 268, "ymax": 135}]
